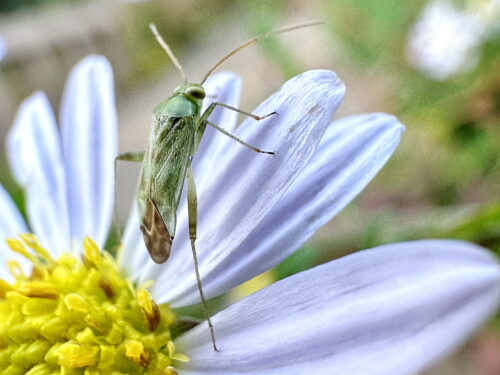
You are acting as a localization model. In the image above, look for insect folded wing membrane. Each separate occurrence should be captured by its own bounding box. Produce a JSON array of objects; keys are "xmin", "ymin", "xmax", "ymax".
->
[
  {"xmin": 140, "ymin": 198, "xmax": 173, "ymax": 264},
  {"xmin": 137, "ymin": 92, "xmax": 198, "ymax": 264}
]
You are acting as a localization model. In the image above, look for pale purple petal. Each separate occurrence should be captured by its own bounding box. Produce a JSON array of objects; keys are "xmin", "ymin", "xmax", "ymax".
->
[
  {"xmin": 176, "ymin": 240, "xmax": 500, "ymax": 375},
  {"xmin": 0, "ymin": 184, "xmax": 27, "ymax": 240},
  {"xmin": 194, "ymin": 113, "xmax": 405, "ymax": 302},
  {"xmin": 0, "ymin": 184, "xmax": 28, "ymax": 278},
  {"xmin": 139, "ymin": 71, "xmax": 345, "ymax": 303},
  {"xmin": 6, "ymin": 92, "xmax": 71, "ymax": 253},
  {"xmin": 120, "ymin": 202, "xmax": 150, "ymax": 276},
  {"xmin": 60, "ymin": 55, "xmax": 118, "ymax": 247}
]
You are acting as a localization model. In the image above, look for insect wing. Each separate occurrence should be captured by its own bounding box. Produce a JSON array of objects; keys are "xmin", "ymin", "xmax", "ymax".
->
[{"xmin": 138, "ymin": 115, "xmax": 196, "ymax": 262}]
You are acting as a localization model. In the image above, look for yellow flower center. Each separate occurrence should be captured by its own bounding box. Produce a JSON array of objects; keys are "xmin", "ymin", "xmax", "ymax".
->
[{"xmin": 0, "ymin": 234, "xmax": 188, "ymax": 374}]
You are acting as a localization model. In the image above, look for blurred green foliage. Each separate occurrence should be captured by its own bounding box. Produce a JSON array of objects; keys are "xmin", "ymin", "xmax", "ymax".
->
[
  {"xmin": 120, "ymin": 0, "xmax": 236, "ymax": 84},
  {"xmin": 440, "ymin": 204, "xmax": 500, "ymax": 253},
  {"xmin": 240, "ymin": 0, "xmax": 303, "ymax": 77},
  {"xmin": 322, "ymin": 0, "xmax": 499, "ymax": 250},
  {"xmin": 275, "ymin": 245, "xmax": 317, "ymax": 281},
  {"xmin": 243, "ymin": 0, "xmax": 500, "ymax": 278}
]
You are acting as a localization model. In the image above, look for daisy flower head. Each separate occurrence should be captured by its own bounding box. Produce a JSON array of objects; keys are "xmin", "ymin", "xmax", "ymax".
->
[{"xmin": 1, "ymin": 55, "xmax": 499, "ymax": 374}]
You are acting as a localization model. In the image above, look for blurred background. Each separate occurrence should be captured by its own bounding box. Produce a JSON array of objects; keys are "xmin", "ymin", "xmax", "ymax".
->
[{"xmin": 0, "ymin": 0, "xmax": 498, "ymax": 373}]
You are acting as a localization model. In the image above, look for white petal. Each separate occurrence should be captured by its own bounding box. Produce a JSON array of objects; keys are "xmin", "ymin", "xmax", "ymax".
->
[
  {"xmin": 0, "ymin": 184, "xmax": 28, "ymax": 279},
  {"xmin": 6, "ymin": 92, "xmax": 71, "ymax": 253},
  {"xmin": 60, "ymin": 55, "xmax": 118, "ymax": 247},
  {"xmin": 197, "ymin": 113, "xmax": 405, "ymax": 300},
  {"xmin": 144, "ymin": 70, "xmax": 346, "ymax": 305},
  {"xmin": 119, "ymin": 202, "xmax": 150, "ymax": 276},
  {"xmin": 0, "ymin": 184, "xmax": 27, "ymax": 240},
  {"xmin": 176, "ymin": 240, "xmax": 500, "ymax": 375}
]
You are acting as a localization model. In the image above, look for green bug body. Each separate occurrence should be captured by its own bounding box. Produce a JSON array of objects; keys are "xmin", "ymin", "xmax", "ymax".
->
[{"xmin": 138, "ymin": 85, "xmax": 204, "ymax": 263}]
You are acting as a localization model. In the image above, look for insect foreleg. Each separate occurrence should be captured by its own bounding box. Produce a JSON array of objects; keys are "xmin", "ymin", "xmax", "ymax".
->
[
  {"xmin": 114, "ymin": 151, "xmax": 146, "ymax": 241},
  {"xmin": 186, "ymin": 166, "xmax": 218, "ymax": 352},
  {"xmin": 206, "ymin": 120, "xmax": 274, "ymax": 155},
  {"xmin": 202, "ymin": 101, "xmax": 277, "ymax": 122}
]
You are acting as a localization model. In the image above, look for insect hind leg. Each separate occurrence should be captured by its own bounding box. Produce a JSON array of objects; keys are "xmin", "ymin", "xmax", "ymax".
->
[{"xmin": 186, "ymin": 166, "xmax": 218, "ymax": 351}]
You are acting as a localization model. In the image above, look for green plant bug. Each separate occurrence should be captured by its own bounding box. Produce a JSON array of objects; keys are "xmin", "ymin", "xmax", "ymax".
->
[{"xmin": 117, "ymin": 21, "xmax": 322, "ymax": 351}]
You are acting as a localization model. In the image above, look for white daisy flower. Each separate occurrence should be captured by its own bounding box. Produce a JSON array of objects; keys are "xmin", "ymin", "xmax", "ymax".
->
[{"xmin": 1, "ymin": 55, "xmax": 499, "ymax": 374}]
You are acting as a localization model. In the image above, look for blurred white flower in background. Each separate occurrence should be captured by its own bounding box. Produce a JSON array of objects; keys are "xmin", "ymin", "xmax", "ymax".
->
[{"xmin": 407, "ymin": 0, "xmax": 500, "ymax": 80}]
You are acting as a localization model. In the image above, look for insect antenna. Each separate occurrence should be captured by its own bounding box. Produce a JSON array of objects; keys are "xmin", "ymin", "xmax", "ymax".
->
[
  {"xmin": 200, "ymin": 20, "xmax": 323, "ymax": 84},
  {"xmin": 149, "ymin": 23, "xmax": 188, "ymax": 83}
]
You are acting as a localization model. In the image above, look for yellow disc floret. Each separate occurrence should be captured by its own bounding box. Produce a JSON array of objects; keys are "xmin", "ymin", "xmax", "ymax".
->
[{"xmin": 0, "ymin": 234, "xmax": 187, "ymax": 374}]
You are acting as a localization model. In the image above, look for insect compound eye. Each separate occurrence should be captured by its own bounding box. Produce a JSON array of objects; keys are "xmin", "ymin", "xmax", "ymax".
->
[{"xmin": 185, "ymin": 87, "xmax": 206, "ymax": 100}]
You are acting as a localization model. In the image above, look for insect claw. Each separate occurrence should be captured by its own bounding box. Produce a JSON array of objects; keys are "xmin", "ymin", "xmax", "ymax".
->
[
  {"xmin": 257, "ymin": 149, "xmax": 275, "ymax": 155},
  {"xmin": 260, "ymin": 111, "xmax": 277, "ymax": 120}
]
